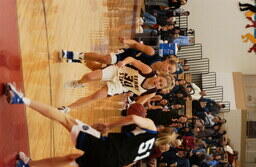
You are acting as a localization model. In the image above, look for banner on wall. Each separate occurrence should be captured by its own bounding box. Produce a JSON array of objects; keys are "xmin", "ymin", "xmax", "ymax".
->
[{"xmin": 239, "ymin": 2, "xmax": 256, "ymax": 54}]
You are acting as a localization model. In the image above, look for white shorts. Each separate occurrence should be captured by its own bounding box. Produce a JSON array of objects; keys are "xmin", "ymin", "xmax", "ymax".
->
[
  {"xmin": 110, "ymin": 52, "xmax": 118, "ymax": 64},
  {"xmin": 109, "ymin": 49, "xmax": 125, "ymax": 64},
  {"xmin": 101, "ymin": 65, "xmax": 127, "ymax": 96},
  {"xmin": 71, "ymin": 120, "xmax": 101, "ymax": 145}
]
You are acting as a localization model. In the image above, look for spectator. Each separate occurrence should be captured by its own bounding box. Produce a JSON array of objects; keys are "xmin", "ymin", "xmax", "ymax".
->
[
  {"xmin": 200, "ymin": 98, "xmax": 226, "ymax": 115},
  {"xmin": 172, "ymin": 35, "xmax": 195, "ymax": 46},
  {"xmin": 175, "ymin": 63, "xmax": 190, "ymax": 75},
  {"xmin": 187, "ymin": 83, "xmax": 207, "ymax": 100}
]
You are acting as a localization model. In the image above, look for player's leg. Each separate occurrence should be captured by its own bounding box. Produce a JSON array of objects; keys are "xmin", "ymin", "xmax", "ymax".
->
[
  {"xmin": 16, "ymin": 152, "xmax": 80, "ymax": 167},
  {"xmin": 85, "ymin": 60, "xmax": 105, "ymax": 71},
  {"xmin": 65, "ymin": 69, "xmax": 102, "ymax": 88},
  {"xmin": 65, "ymin": 64, "xmax": 117, "ymax": 89},
  {"xmin": 5, "ymin": 83, "xmax": 76, "ymax": 131},
  {"xmin": 60, "ymin": 49, "xmax": 127, "ymax": 67},
  {"xmin": 61, "ymin": 65, "xmax": 118, "ymax": 111},
  {"xmin": 7, "ymin": 83, "xmax": 101, "ymax": 167},
  {"xmin": 84, "ymin": 53, "xmax": 112, "ymax": 64},
  {"xmin": 67, "ymin": 85, "xmax": 108, "ymax": 109},
  {"xmin": 60, "ymin": 50, "xmax": 112, "ymax": 64},
  {"xmin": 77, "ymin": 69, "xmax": 102, "ymax": 84}
]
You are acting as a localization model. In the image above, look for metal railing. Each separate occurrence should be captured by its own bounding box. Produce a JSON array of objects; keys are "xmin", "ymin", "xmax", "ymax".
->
[
  {"xmin": 175, "ymin": 15, "xmax": 188, "ymax": 31},
  {"xmin": 186, "ymin": 58, "xmax": 209, "ymax": 74},
  {"xmin": 191, "ymin": 73, "xmax": 202, "ymax": 89},
  {"xmin": 178, "ymin": 43, "xmax": 202, "ymax": 60},
  {"xmin": 220, "ymin": 101, "xmax": 231, "ymax": 113},
  {"xmin": 202, "ymin": 72, "xmax": 217, "ymax": 89},
  {"xmin": 203, "ymin": 86, "xmax": 223, "ymax": 102},
  {"xmin": 190, "ymin": 73, "xmax": 231, "ymax": 112},
  {"xmin": 175, "ymin": 16, "xmax": 195, "ymax": 38}
]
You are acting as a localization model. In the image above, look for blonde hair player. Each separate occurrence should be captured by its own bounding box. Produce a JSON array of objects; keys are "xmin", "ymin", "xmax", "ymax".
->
[
  {"xmin": 5, "ymin": 83, "xmax": 177, "ymax": 167},
  {"xmin": 58, "ymin": 56, "xmax": 175, "ymax": 113}
]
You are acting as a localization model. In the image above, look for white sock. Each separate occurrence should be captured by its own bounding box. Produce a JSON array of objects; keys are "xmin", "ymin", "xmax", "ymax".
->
[
  {"xmin": 73, "ymin": 52, "xmax": 84, "ymax": 60},
  {"xmin": 23, "ymin": 97, "xmax": 31, "ymax": 106}
]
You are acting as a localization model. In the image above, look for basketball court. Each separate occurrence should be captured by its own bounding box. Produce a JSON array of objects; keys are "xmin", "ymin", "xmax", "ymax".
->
[{"xmin": 0, "ymin": 0, "xmax": 141, "ymax": 166}]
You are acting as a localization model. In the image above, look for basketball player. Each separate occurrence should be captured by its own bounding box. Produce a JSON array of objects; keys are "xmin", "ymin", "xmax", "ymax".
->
[
  {"xmin": 60, "ymin": 38, "xmax": 177, "ymax": 74},
  {"xmin": 58, "ymin": 56, "xmax": 175, "ymax": 113},
  {"xmin": 5, "ymin": 83, "xmax": 176, "ymax": 167}
]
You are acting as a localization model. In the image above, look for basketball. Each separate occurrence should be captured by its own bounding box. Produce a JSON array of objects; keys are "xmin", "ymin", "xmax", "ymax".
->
[{"xmin": 127, "ymin": 103, "xmax": 147, "ymax": 117}]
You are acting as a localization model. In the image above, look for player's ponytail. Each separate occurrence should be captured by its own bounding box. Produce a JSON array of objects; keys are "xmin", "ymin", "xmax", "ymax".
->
[{"xmin": 155, "ymin": 128, "xmax": 178, "ymax": 147}]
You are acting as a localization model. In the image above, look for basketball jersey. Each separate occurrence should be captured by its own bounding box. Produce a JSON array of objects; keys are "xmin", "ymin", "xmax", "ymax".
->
[
  {"xmin": 118, "ymin": 65, "xmax": 157, "ymax": 96},
  {"xmin": 107, "ymin": 127, "xmax": 157, "ymax": 166}
]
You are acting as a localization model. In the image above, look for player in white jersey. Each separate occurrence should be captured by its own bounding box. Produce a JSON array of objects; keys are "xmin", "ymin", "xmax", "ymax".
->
[{"xmin": 59, "ymin": 56, "xmax": 175, "ymax": 113}]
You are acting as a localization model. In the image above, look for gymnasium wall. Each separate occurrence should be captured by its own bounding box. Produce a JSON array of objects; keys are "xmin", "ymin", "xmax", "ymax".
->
[
  {"xmin": 186, "ymin": 0, "xmax": 256, "ymax": 73},
  {"xmin": 185, "ymin": 0, "xmax": 256, "ymax": 160}
]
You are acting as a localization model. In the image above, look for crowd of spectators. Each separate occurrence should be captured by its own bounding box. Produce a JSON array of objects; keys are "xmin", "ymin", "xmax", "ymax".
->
[{"xmin": 121, "ymin": 0, "xmax": 238, "ymax": 166}]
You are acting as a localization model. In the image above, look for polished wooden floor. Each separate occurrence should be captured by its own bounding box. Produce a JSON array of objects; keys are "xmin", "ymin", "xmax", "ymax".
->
[
  {"xmin": 17, "ymin": 0, "xmax": 141, "ymax": 160},
  {"xmin": 0, "ymin": 0, "xmax": 29, "ymax": 166}
]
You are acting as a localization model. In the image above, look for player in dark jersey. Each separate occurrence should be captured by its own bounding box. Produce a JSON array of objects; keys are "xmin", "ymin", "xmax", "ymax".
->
[
  {"xmin": 5, "ymin": 83, "xmax": 176, "ymax": 167},
  {"xmin": 59, "ymin": 38, "xmax": 177, "ymax": 75},
  {"xmin": 58, "ymin": 56, "xmax": 175, "ymax": 113}
]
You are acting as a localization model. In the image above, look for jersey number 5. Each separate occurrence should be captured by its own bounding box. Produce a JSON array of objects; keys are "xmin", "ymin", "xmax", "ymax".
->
[{"xmin": 134, "ymin": 138, "xmax": 155, "ymax": 161}]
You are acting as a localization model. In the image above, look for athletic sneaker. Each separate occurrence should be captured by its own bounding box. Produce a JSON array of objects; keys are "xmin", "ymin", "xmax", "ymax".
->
[
  {"xmin": 60, "ymin": 50, "xmax": 84, "ymax": 63},
  {"xmin": 5, "ymin": 83, "xmax": 24, "ymax": 104},
  {"xmin": 57, "ymin": 106, "xmax": 71, "ymax": 113},
  {"xmin": 16, "ymin": 152, "xmax": 30, "ymax": 167},
  {"xmin": 64, "ymin": 80, "xmax": 85, "ymax": 88}
]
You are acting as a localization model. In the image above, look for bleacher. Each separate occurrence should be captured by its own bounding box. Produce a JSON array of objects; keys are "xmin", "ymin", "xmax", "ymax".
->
[
  {"xmin": 134, "ymin": 15, "xmax": 231, "ymax": 115},
  {"xmin": 130, "ymin": 0, "xmax": 237, "ymax": 166}
]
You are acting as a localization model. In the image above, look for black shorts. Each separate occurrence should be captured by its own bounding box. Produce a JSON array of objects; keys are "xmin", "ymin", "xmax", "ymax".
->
[
  {"xmin": 115, "ymin": 48, "xmax": 139, "ymax": 62},
  {"xmin": 75, "ymin": 131, "xmax": 118, "ymax": 167},
  {"xmin": 75, "ymin": 130, "xmax": 101, "ymax": 152},
  {"xmin": 114, "ymin": 48, "xmax": 161, "ymax": 66},
  {"xmin": 75, "ymin": 131, "xmax": 101, "ymax": 166}
]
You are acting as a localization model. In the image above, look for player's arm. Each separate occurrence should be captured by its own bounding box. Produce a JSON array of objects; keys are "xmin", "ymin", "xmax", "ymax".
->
[
  {"xmin": 148, "ymin": 105, "xmax": 163, "ymax": 110},
  {"xmin": 136, "ymin": 93, "xmax": 156, "ymax": 105},
  {"xmin": 150, "ymin": 95, "xmax": 163, "ymax": 101},
  {"xmin": 120, "ymin": 38, "xmax": 155, "ymax": 56},
  {"xmin": 123, "ymin": 161, "xmax": 137, "ymax": 167},
  {"xmin": 107, "ymin": 115, "xmax": 157, "ymax": 131},
  {"xmin": 117, "ymin": 57, "xmax": 152, "ymax": 74}
]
